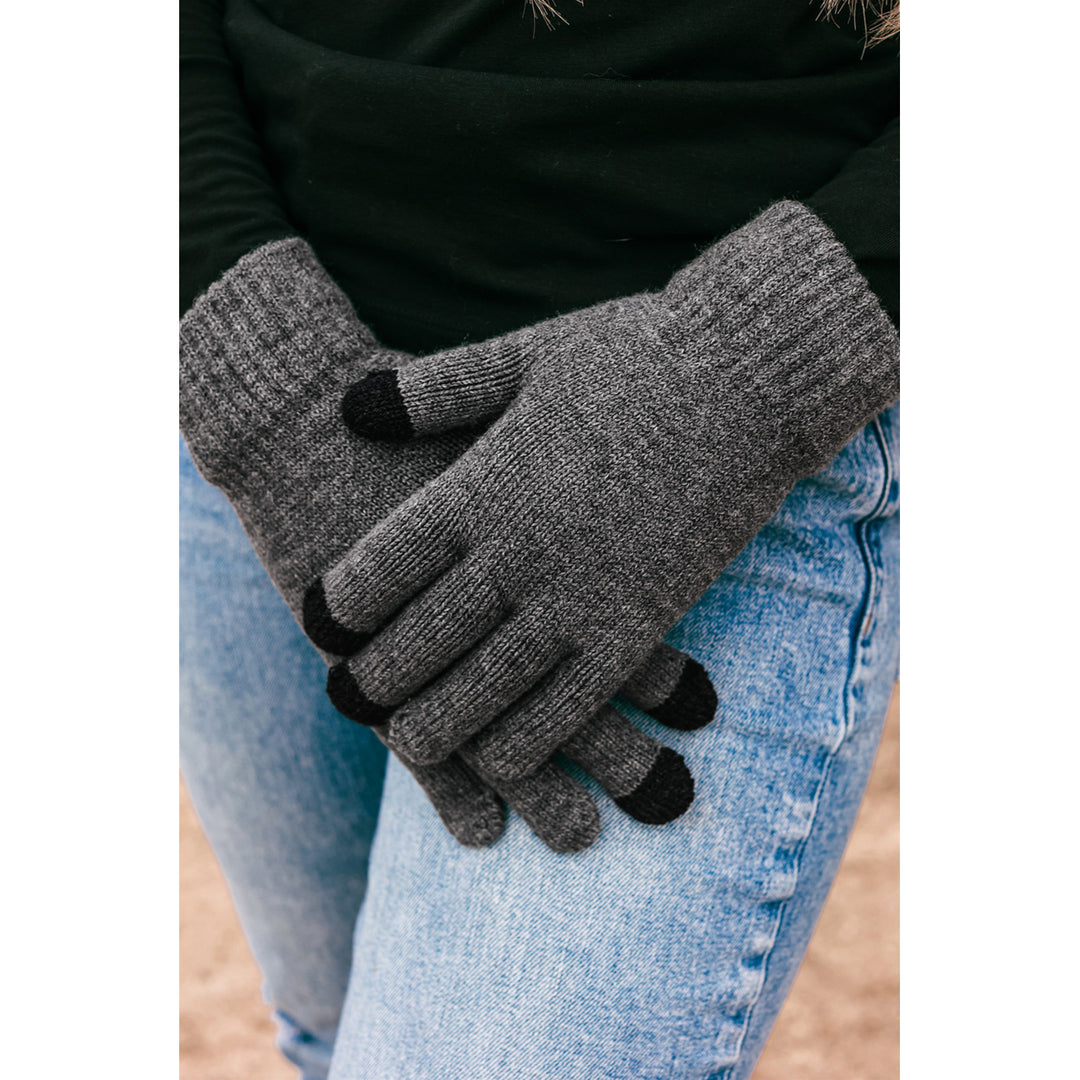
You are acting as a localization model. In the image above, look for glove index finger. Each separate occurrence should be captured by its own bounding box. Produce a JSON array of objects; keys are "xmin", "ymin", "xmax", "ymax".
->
[{"xmin": 303, "ymin": 494, "xmax": 461, "ymax": 656}]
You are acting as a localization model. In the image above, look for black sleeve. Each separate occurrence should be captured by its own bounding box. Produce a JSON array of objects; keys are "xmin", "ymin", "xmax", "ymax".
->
[
  {"xmin": 805, "ymin": 115, "xmax": 900, "ymax": 327},
  {"xmin": 180, "ymin": 0, "xmax": 295, "ymax": 314},
  {"xmin": 181, "ymin": 3, "xmax": 899, "ymax": 327}
]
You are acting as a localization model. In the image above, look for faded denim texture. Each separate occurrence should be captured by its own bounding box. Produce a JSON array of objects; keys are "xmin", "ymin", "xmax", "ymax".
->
[{"xmin": 180, "ymin": 404, "xmax": 898, "ymax": 1080}]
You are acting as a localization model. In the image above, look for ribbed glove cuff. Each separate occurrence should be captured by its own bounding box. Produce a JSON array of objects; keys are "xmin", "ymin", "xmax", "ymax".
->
[
  {"xmin": 179, "ymin": 238, "xmax": 375, "ymax": 484},
  {"xmin": 662, "ymin": 200, "xmax": 899, "ymax": 472}
]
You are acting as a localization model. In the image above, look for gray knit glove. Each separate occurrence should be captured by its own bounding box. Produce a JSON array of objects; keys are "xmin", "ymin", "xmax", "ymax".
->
[
  {"xmin": 308, "ymin": 201, "xmax": 899, "ymax": 781},
  {"xmin": 180, "ymin": 238, "xmax": 719, "ymax": 853}
]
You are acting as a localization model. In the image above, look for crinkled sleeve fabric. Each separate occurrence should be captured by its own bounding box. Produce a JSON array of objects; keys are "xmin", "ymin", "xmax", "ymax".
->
[
  {"xmin": 180, "ymin": 0, "xmax": 295, "ymax": 315},
  {"xmin": 181, "ymin": 0, "xmax": 898, "ymax": 329},
  {"xmin": 806, "ymin": 114, "xmax": 899, "ymax": 327}
]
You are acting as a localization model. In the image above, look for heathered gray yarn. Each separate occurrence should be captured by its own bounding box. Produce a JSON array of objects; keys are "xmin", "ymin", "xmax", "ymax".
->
[
  {"xmin": 320, "ymin": 201, "xmax": 900, "ymax": 779},
  {"xmin": 179, "ymin": 238, "xmax": 707, "ymax": 852}
]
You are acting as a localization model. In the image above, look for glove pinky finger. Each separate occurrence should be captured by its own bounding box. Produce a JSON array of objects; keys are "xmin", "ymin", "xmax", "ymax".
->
[
  {"xmin": 392, "ymin": 744, "xmax": 506, "ymax": 848},
  {"xmin": 468, "ymin": 753, "xmax": 601, "ymax": 854}
]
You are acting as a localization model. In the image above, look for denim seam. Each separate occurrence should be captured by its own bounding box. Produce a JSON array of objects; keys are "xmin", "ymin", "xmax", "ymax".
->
[
  {"xmin": 852, "ymin": 416, "xmax": 893, "ymax": 659},
  {"xmin": 709, "ymin": 419, "xmax": 893, "ymax": 1080},
  {"xmin": 709, "ymin": 764, "xmax": 844, "ymax": 1080}
]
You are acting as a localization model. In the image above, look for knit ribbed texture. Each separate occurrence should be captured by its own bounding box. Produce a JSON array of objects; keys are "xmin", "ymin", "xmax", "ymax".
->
[
  {"xmin": 659, "ymin": 200, "xmax": 899, "ymax": 473},
  {"xmin": 179, "ymin": 239, "xmax": 714, "ymax": 851},
  {"xmin": 317, "ymin": 201, "xmax": 899, "ymax": 781},
  {"xmin": 179, "ymin": 238, "xmax": 376, "ymax": 487}
]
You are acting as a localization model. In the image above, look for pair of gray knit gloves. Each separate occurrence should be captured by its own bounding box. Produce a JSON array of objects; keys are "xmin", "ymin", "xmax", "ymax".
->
[{"xmin": 180, "ymin": 201, "xmax": 899, "ymax": 853}]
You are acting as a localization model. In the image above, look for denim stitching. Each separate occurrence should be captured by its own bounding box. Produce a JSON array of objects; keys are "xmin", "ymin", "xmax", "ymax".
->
[
  {"xmin": 713, "ymin": 418, "xmax": 894, "ymax": 1080},
  {"xmin": 854, "ymin": 416, "xmax": 894, "ymax": 654}
]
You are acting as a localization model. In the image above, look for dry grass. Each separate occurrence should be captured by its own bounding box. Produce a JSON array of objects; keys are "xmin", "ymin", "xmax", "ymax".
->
[
  {"xmin": 818, "ymin": 1, "xmax": 900, "ymax": 46},
  {"xmin": 180, "ymin": 686, "xmax": 898, "ymax": 1079},
  {"xmin": 524, "ymin": 0, "xmax": 899, "ymax": 44}
]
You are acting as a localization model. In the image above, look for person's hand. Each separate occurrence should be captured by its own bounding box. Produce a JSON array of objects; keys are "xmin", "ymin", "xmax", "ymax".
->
[
  {"xmin": 180, "ymin": 237, "xmax": 719, "ymax": 851},
  {"xmin": 306, "ymin": 202, "xmax": 899, "ymax": 781}
]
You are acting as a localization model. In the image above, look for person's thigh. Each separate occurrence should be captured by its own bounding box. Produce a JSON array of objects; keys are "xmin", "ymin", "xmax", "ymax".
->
[
  {"xmin": 179, "ymin": 436, "xmax": 389, "ymax": 1079},
  {"xmin": 327, "ymin": 406, "xmax": 900, "ymax": 1080}
]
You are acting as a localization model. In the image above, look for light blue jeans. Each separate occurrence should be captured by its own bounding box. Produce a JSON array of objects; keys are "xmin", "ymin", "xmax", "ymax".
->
[{"xmin": 180, "ymin": 404, "xmax": 899, "ymax": 1080}]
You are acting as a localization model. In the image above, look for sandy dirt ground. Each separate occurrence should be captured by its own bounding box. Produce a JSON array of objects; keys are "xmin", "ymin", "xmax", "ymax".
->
[{"xmin": 180, "ymin": 687, "xmax": 898, "ymax": 1080}]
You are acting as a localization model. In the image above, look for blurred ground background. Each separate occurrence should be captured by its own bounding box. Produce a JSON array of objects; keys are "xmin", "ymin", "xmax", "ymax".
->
[{"xmin": 180, "ymin": 687, "xmax": 898, "ymax": 1080}]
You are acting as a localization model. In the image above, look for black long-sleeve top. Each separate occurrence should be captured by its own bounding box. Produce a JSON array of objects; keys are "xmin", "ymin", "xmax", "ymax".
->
[{"xmin": 181, "ymin": 0, "xmax": 898, "ymax": 349}]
